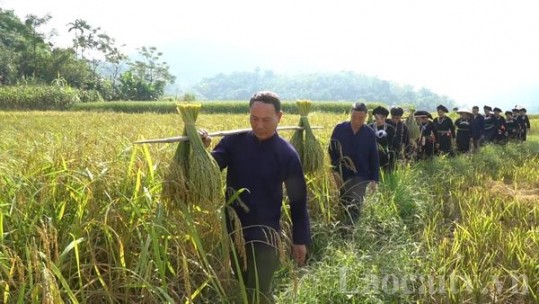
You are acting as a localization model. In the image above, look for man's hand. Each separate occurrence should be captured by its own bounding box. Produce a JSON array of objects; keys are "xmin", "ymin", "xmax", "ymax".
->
[
  {"xmin": 198, "ymin": 129, "xmax": 211, "ymax": 148},
  {"xmin": 292, "ymin": 244, "xmax": 307, "ymax": 266}
]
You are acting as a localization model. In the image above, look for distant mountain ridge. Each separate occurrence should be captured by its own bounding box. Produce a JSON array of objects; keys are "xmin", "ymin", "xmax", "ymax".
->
[
  {"xmin": 160, "ymin": 40, "xmax": 455, "ymax": 110},
  {"xmin": 160, "ymin": 41, "xmax": 534, "ymax": 113},
  {"xmin": 187, "ymin": 69, "xmax": 455, "ymax": 111}
]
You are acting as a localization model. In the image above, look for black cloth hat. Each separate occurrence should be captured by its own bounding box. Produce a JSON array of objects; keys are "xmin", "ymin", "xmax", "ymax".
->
[
  {"xmin": 483, "ymin": 105, "xmax": 492, "ymax": 111},
  {"xmin": 352, "ymin": 102, "xmax": 368, "ymax": 112},
  {"xmin": 521, "ymin": 108, "xmax": 527, "ymax": 112},
  {"xmin": 390, "ymin": 107, "xmax": 404, "ymax": 116},
  {"xmin": 436, "ymin": 105, "xmax": 449, "ymax": 113},
  {"xmin": 414, "ymin": 110, "xmax": 432, "ymax": 119},
  {"xmin": 505, "ymin": 111, "xmax": 513, "ymax": 116},
  {"xmin": 512, "ymin": 108, "xmax": 519, "ymax": 112},
  {"xmin": 493, "ymin": 107, "xmax": 502, "ymax": 112},
  {"xmin": 372, "ymin": 106, "xmax": 390, "ymax": 117}
]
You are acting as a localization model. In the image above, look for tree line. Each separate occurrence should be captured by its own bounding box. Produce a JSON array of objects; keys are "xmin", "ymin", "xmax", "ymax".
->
[{"xmin": 0, "ymin": 8, "xmax": 175, "ymax": 101}]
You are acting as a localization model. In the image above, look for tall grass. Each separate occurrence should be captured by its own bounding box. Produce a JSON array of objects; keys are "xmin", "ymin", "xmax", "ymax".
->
[{"xmin": 0, "ymin": 110, "xmax": 537, "ymax": 303}]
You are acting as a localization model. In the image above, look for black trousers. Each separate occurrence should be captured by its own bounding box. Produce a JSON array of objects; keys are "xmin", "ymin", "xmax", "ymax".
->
[{"xmin": 339, "ymin": 176, "xmax": 369, "ymax": 225}]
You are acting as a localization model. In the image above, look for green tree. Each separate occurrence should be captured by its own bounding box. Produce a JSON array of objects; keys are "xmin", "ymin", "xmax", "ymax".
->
[
  {"xmin": 24, "ymin": 14, "xmax": 52, "ymax": 78},
  {"xmin": 67, "ymin": 19, "xmax": 123, "ymax": 90},
  {"xmin": 0, "ymin": 9, "xmax": 51, "ymax": 83},
  {"xmin": 120, "ymin": 46, "xmax": 176, "ymax": 100},
  {"xmin": 0, "ymin": 9, "xmax": 26, "ymax": 84}
]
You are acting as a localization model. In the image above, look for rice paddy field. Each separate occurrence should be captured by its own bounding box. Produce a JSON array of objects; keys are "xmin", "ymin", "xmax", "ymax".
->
[{"xmin": 0, "ymin": 109, "xmax": 538, "ymax": 303}]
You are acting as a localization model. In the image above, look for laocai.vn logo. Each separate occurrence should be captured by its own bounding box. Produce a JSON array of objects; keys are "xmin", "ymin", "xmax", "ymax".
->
[{"xmin": 338, "ymin": 268, "xmax": 530, "ymax": 296}]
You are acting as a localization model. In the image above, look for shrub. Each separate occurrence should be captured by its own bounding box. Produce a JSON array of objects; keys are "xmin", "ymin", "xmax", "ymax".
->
[
  {"xmin": 79, "ymin": 89, "xmax": 104, "ymax": 103},
  {"xmin": 0, "ymin": 85, "xmax": 80, "ymax": 110}
]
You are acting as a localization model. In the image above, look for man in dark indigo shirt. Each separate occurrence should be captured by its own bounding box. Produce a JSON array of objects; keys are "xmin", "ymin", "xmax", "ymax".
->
[
  {"xmin": 202, "ymin": 91, "xmax": 310, "ymax": 303},
  {"xmin": 328, "ymin": 102, "xmax": 379, "ymax": 225}
]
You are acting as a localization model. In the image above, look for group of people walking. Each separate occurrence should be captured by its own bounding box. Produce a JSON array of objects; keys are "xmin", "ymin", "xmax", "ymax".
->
[
  {"xmin": 334, "ymin": 103, "xmax": 532, "ymax": 174},
  {"xmin": 199, "ymin": 92, "xmax": 532, "ymax": 302},
  {"xmin": 414, "ymin": 104, "xmax": 531, "ymax": 159},
  {"xmin": 328, "ymin": 102, "xmax": 532, "ymax": 226}
]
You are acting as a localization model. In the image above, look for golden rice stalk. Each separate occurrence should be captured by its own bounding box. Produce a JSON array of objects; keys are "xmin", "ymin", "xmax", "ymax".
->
[
  {"xmin": 406, "ymin": 108, "xmax": 420, "ymax": 141},
  {"xmin": 162, "ymin": 104, "xmax": 222, "ymax": 205},
  {"xmin": 290, "ymin": 100, "xmax": 324, "ymax": 174}
]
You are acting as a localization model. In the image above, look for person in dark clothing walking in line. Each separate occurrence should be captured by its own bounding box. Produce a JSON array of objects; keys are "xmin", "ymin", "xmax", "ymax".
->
[
  {"xmin": 505, "ymin": 111, "xmax": 519, "ymax": 142},
  {"xmin": 329, "ymin": 102, "xmax": 379, "ymax": 226},
  {"xmin": 415, "ymin": 110, "xmax": 437, "ymax": 160},
  {"xmin": 493, "ymin": 107, "xmax": 506, "ymax": 144},
  {"xmin": 433, "ymin": 105, "xmax": 455, "ymax": 155},
  {"xmin": 202, "ymin": 91, "xmax": 311, "ymax": 303},
  {"xmin": 483, "ymin": 105, "xmax": 496, "ymax": 143},
  {"xmin": 455, "ymin": 109, "xmax": 473, "ymax": 153},
  {"xmin": 512, "ymin": 108, "xmax": 523, "ymax": 141},
  {"xmin": 370, "ymin": 106, "xmax": 396, "ymax": 173},
  {"xmin": 519, "ymin": 108, "xmax": 531, "ymax": 141},
  {"xmin": 387, "ymin": 106, "xmax": 411, "ymax": 164},
  {"xmin": 470, "ymin": 106, "xmax": 485, "ymax": 152}
]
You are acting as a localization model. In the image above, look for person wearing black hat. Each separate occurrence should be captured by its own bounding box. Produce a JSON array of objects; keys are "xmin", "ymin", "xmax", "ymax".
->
[
  {"xmin": 511, "ymin": 108, "xmax": 523, "ymax": 141},
  {"xmin": 504, "ymin": 111, "xmax": 519, "ymax": 142},
  {"xmin": 455, "ymin": 109, "xmax": 473, "ymax": 153},
  {"xmin": 369, "ymin": 106, "xmax": 396, "ymax": 173},
  {"xmin": 433, "ymin": 105, "xmax": 455, "ymax": 155},
  {"xmin": 387, "ymin": 107, "xmax": 411, "ymax": 164},
  {"xmin": 518, "ymin": 108, "xmax": 531, "ymax": 141},
  {"xmin": 414, "ymin": 110, "xmax": 437, "ymax": 159},
  {"xmin": 483, "ymin": 105, "xmax": 496, "ymax": 143},
  {"xmin": 329, "ymin": 102, "xmax": 379, "ymax": 226},
  {"xmin": 492, "ymin": 108, "xmax": 506, "ymax": 144},
  {"xmin": 470, "ymin": 106, "xmax": 485, "ymax": 152}
]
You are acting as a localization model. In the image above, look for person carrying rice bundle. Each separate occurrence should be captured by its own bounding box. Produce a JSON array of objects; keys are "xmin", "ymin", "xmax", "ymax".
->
[
  {"xmin": 328, "ymin": 102, "xmax": 379, "ymax": 227},
  {"xmin": 201, "ymin": 91, "xmax": 311, "ymax": 303}
]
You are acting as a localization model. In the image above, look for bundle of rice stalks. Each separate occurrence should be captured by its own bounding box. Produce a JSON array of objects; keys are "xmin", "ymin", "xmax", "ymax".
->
[
  {"xmin": 289, "ymin": 100, "xmax": 324, "ymax": 174},
  {"xmin": 405, "ymin": 108, "xmax": 420, "ymax": 141},
  {"xmin": 162, "ymin": 104, "xmax": 222, "ymax": 205}
]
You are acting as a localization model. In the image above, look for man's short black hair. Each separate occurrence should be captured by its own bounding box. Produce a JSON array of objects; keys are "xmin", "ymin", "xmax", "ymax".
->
[
  {"xmin": 472, "ymin": 106, "xmax": 479, "ymax": 110},
  {"xmin": 249, "ymin": 91, "xmax": 281, "ymax": 112},
  {"xmin": 352, "ymin": 102, "xmax": 368, "ymax": 112},
  {"xmin": 390, "ymin": 107, "xmax": 404, "ymax": 116}
]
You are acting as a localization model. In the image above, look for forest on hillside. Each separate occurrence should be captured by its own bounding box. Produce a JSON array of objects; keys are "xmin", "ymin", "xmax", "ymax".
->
[{"xmin": 191, "ymin": 69, "xmax": 455, "ymax": 110}]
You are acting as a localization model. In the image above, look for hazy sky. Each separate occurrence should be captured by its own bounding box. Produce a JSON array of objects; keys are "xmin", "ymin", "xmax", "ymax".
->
[{"xmin": 2, "ymin": 0, "xmax": 539, "ymax": 108}]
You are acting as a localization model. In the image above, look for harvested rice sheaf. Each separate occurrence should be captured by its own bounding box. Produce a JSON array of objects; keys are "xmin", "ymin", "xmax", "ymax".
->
[
  {"xmin": 406, "ymin": 108, "xmax": 420, "ymax": 141},
  {"xmin": 290, "ymin": 100, "xmax": 324, "ymax": 174},
  {"xmin": 162, "ymin": 104, "xmax": 222, "ymax": 205}
]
